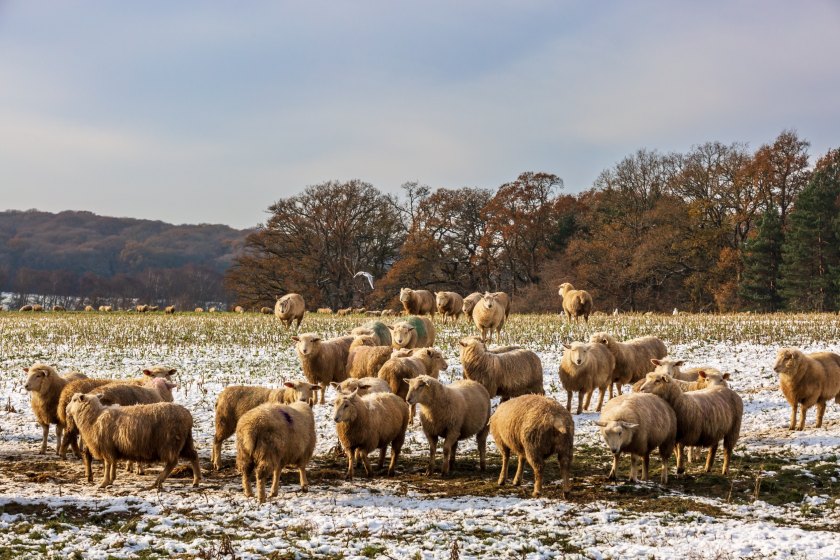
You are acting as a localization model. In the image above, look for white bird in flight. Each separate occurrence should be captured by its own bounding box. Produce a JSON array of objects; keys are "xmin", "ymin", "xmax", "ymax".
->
[{"xmin": 354, "ymin": 271, "xmax": 375, "ymax": 290}]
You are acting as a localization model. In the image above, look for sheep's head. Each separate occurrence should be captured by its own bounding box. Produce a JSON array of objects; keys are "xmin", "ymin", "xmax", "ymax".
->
[
  {"xmin": 562, "ymin": 342, "xmax": 591, "ymax": 367},
  {"xmin": 594, "ymin": 420, "xmax": 638, "ymax": 454},
  {"xmin": 293, "ymin": 333, "xmax": 322, "ymax": 356},
  {"xmin": 66, "ymin": 392, "xmax": 101, "ymax": 418},
  {"xmin": 412, "ymin": 348, "xmax": 447, "ymax": 372},
  {"xmin": 651, "ymin": 358, "xmax": 684, "ymax": 377},
  {"xmin": 278, "ymin": 298, "xmax": 291, "ymax": 314},
  {"xmin": 23, "ymin": 363, "xmax": 56, "ymax": 393},
  {"xmin": 589, "ymin": 332, "xmax": 612, "ymax": 347},
  {"xmin": 284, "ymin": 380, "xmax": 319, "ymax": 404},
  {"xmin": 481, "ymin": 292, "xmax": 498, "ymax": 309},
  {"xmin": 405, "ymin": 375, "xmax": 435, "ymax": 406},
  {"xmin": 463, "ymin": 295, "xmax": 479, "ymax": 314},
  {"xmin": 333, "ymin": 390, "xmax": 360, "ymax": 423},
  {"xmin": 435, "ymin": 292, "xmax": 449, "ymax": 306},
  {"xmin": 458, "ymin": 336, "xmax": 485, "ymax": 352},
  {"xmin": 774, "ymin": 348, "xmax": 800, "ymax": 375},
  {"xmin": 699, "ymin": 370, "xmax": 731, "ymax": 388},
  {"xmin": 637, "ymin": 372, "xmax": 671, "ymax": 395},
  {"xmin": 558, "ymin": 282, "xmax": 573, "ymax": 297},
  {"xmin": 399, "ymin": 288, "xmax": 413, "ymax": 302},
  {"xmin": 146, "ymin": 377, "xmax": 177, "ymax": 402},
  {"xmin": 143, "ymin": 366, "xmax": 177, "ymax": 381},
  {"xmin": 389, "ymin": 323, "xmax": 415, "ymax": 348}
]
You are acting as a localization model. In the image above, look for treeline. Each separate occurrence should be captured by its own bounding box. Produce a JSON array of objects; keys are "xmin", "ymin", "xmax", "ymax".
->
[
  {"xmin": 227, "ymin": 131, "xmax": 840, "ymax": 313},
  {"xmin": 0, "ymin": 210, "xmax": 246, "ymax": 309}
]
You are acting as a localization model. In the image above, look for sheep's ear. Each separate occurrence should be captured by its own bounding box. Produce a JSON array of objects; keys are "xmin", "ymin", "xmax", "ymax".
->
[
  {"xmin": 329, "ymin": 382, "xmax": 339, "ymax": 389},
  {"xmin": 651, "ymin": 359, "xmax": 661, "ymax": 366},
  {"xmin": 285, "ymin": 382, "xmax": 296, "ymax": 388},
  {"xmin": 142, "ymin": 369, "xmax": 153, "ymax": 377},
  {"xmin": 167, "ymin": 368, "xmax": 177, "ymax": 376},
  {"xmin": 458, "ymin": 339, "xmax": 468, "ymax": 347},
  {"xmin": 722, "ymin": 373, "xmax": 731, "ymax": 380},
  {"xmin": 407, "ymin": 327, "xmax": 415, "ymax": 332},
  {"xmin": 312, "ymin": 337, "xmax": 321, "ymax": 342},
  {"xmin": 562, "ymin": 343, "xmax": 571, "ymax": 350},
  {"xmin": 292, "ymin": 336, "xmax": 300, "ymax": 342},
  {"xmin": 23, "ymin": 367, "xmax": 29, "ymax": 373},
  {"xmin": 619, "ymin": 421, "xmax": 639, "ymax": 430},
  {"xmin": 594, "ymin": 420, "xmax": 607, "ymax": 427},
  {"xmin": 698, "ymin": 370, "xmax": 707, "ymax": 379},
  {"xmin": 674, "ymin": 361, "xmax": 684, "ymax": 367}
]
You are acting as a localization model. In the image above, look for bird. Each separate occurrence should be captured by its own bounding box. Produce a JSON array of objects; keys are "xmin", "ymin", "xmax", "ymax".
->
[
  {"xmin": 612, "ymin": 308, "xmax": 619, "ymax": 316},
  {"xmin": 672, "ymin": 308, "xmax": 679, "ymax": 316},
  {"xmin": 354, "ymin": 271, "xmax": 375, "ymax": 290}
]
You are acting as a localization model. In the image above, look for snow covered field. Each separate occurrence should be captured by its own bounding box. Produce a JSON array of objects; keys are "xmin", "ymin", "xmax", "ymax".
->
[{"xmin": 1, "ymin": 312, "xmax": 839, "ymax": 559}]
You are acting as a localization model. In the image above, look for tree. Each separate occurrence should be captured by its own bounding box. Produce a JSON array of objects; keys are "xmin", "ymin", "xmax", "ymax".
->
[
  {"xmin": 752, "ymin": 130, "xmax": 811, "ymax": 226},
  {"xmin": 739, "ymin": 207, "xmax": 784, "ymax": 311}
]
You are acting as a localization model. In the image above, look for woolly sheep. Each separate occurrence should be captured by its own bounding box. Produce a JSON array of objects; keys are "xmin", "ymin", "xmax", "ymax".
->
[
  {"xmin": 346, "ymin": 345, "xmax": 395, "ymax": 380},
  {"xmin": 458, "ymin": 337, "xmax": 544, "ymax": 401},
  {"xmin": 84, "ymin": 305, "xmax": 94, "ymax": 312},
  {"xmin": 398, "ymin": 288, "xmax": 435, "ymax": 317},
  {"xmin": 462, "ymin": 292, "xmax": 482, "ymax": 319},
  {"xmin": 406, "ymin": 375, "xmax": 490, "ymax": 475},
  {"xmin": 235, "ymin": 305, "xmax": 245, "ymax": 313},
  {"xmin": 590, "ymin": 332, "xmax": 667, "ymax": 397},
  {"xmin": 774, "ymin": 348, "xmax": 840, "ymax": 430},
  {"xmin": 435, "ymin": 291, "xmax": 464, "ymax": 323},
  {"xmin": 23, "ymin": 364, "xmax": 90, "ymax": 454},
  {"xmin": 337, "ymin": 307, "xmax": 352, "ymax": 316},
  {"xmin": 52, "ymin": 305, "xmax": 66, "ymax": 312},
  {"xmin": 351, "ymin": 320, "xmax": 392, "ymax": 347},
  {"xmin": 557, "ymin": 282, "xmax": 593, "ymax": 323},
  {"xmin": 650, "ymin": 358, "xmax": 715, "ymax": 382},
  {"xmin": 195, "ymin": 307, "xmax": 204, "ymax": 313},
  {"xmin": 149, "ymin": 305, "xmax": 159, "ymax": 312},
  {"xmin": 317, "ymin": 307, "xmax": 333, "ymax": 314},
  {"xmin": 472, "ymin": 292, "xmax": 507, "ymax": 342},
  {"xmin": 135, "ymin": 304, "xmax": 149, "ymax": 312},
  {"xmin": 98, "ymin": 305, "xmax": 112, "ymax": 312},
  {"xmin": 489, "ymin": 394, "xmax": 574, "ymax": 498},
  {"xmin": 350, "ymin": 334, "xmax": 379, "ymax": 349},
  {"xmin": 638, "ymin": 372, "xmax": 743, "ymax": 475},
  {"xmin": 380, "ymin": 309, "xmax": 397, "ymax": 317},
  {"xmin": 595, "ymin": 393, "xmax": 677, "ymax": 483},
  {"xmin": 631, "ymin": 369, "xmax": 729, "ymax": 393},
  {"xmin": 559, "ymin": 341, "xmax": 615, "ymax": 414},
  {"xmin": 377, "ymin": 347, "xmax": 448, "ymax": 401},
  {"xmin": 260, "ymin": 306, "xmax": 272, "ymax": 314},
  {"xmin": 333, "ymin": 390, "xmax": 409, "ymax": 479},
  {"xmin": 32, "ymin": 304, "xmax": 44, "ymax": 312},
  {"xmin": 164, "ymin": 305, "xmax": 176, "ymax": 314},
  {"xmin": 20, "ymin": 304, "xmax": 33, "ymax": 311},
  {"xmin": 236, "ymin": 401, "xmax": 316, "ymax": 501},
  {"xmin": 389, "ymin": 316, "xmax": 435, "ymax": 349},
  {"xmin": 334, "ymin": 377, "xmax": 391, "ymax": 396},
  {"xmin": 293, "ymin": 333, "xmax": 354, "ymax": 404},
  {"xmin": 66, "ymin": 394, "xmax": 200, "ymax": 489},
  {"xmin": 275, "ymin": 293, "xmax": 306, "ymax": 329},
  {"xmin": 353, "ymin": 307, "xmax": 367, "ymax": 314}
]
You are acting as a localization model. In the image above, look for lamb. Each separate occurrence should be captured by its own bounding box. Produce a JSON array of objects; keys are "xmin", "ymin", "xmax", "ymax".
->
[
  {"xmin": 350, "ymin": 334, "xmax": 379, "ymax": 349},
  {"xmin": 346, "ymin": 345, "xmax": 395, "ymax": 379},
  {"xmin": 209, "ymin": 307, "xmax": 218, "ymax": 313},
  {"xmin": 164, "ymin": 305, "xmax": 176, "ymax": 314},
  {"xmin": 472, "ymin": 292, "xmax": 507, "ymax": 342},
  {"xmin": 380, "ymin": 309, "xmax": 397, "ymax": 317},
  {"xmin": 334, "ymin": 377, "xmax": 391, "ymax": 396},
  {"xmin": 590, "ymin": 332, "xmax": 667, "ymax": 397},
  {"xmin": 559, "ymin": 341, "xmax": 615, "ymax": 414},
  {"xmin": 458, "ymin": 336, "xmax": 544, "ymax": 400},
  {"xmin": 558, "ymin": 282, "xmax": 593, "ymax": 323},
  {"xmin": 405, "ymin": 376, "xmax": 491, "ymax": 475},
  {"xmin": 148, "ymin": 305, "xmax": 159, "ymax": 312},
  {"xmin": 638, "ymin": 372, "xmax": 743, "ymax": 475},
  {"xmin": 462, "ymin": 292, "xmax": 483, "ymax": 319},
  {"xmin": 66, "ymin": 394, "xmax": 200, "ymax": 489},
  {"xmin": 23, "ymin": 364, "xmax": 90, "ymax": 454},
  {"xmin": 293, "ymin": 333, "xmax": 354, "ymax": 404},
  {"xmin": 275, "ymin": 293, "xmax": 306, "ymax": 329},
  {"xmin": 774, "ymin": 348, "xmax": 840, "ymax": 430},
  {"xmin": 351, "ymin": 320, "xmax": 392, "ymax": 347},
  {"xmin": 135, "ymin": 304, "xmax": 149, "ymax": 312},
  {"xmin": 260, "ymin": 306, "xmax": 272, "ymax": 314},
  {"xmin": 489, "ymin": 394, "xmax": 574, "ymax": 498},
  {"xmin": 389, "ymin": 316, "xmax": 435, "ymax": 349},
  {"xmin": 333, "ymin": 390, "xmax": 410, "ymax": 479},
  {"xmin": 435, "ymin": 291, "xmax": 464, "ymax": 323},
  {"xmin": 399, "ymin": 288, "xmax": 436, "ymax": 317},
  {"xmin": 211, "ymin": 381, "xmax": 318, "ymax": 470},
  {"xmin": 236, "ymin": 401, "xmax": 316, "ymax": 501},
  {"xmin": 595, "ymin": 392, "xmax": 677, "ymax": 483}
]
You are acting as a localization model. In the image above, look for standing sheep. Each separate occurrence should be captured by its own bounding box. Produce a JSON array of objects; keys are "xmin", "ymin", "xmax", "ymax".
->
[
  {"xmin": 595, "ymin": 393, "xmax": 677, "ymax": 484},
  {"xmin": 774, "ymin": 348, "xmax": 840, "ymax": 430},
  {"xmin": 638, "ymin": 372, "xmax": 743, "ymax": 475},
  {"xmin": 20, "ymin": 304, "xmax": 34, "ymax": 311},
  {"xmin": 399, "ymin": 288, "xmax": 436, "ymax": 317},
  {"xmin": 351, "ymin": 320, "xmax": 392, "ymax": 347},
  {"xmin": 377, "ymin": 348, "xmax": 448, "ymax": 400},
  {"xmin": 462, "ymin": 292, "xmax": 483, "ymax": 320},
  {"xmin": 559, "ymin": 342, "xmax": 615, "ymax": 414},
  {"xmin": 164, "ymin": 305, "xmax": 176, "ymax": 314},
  {"xmin": 275, "ymin": 293, "xmax": 306, "ymax": 329},
  {"xmin": 293, "ymin": 333, "xmax": 354, "ymax": 404},
  {"xmin": 389, "ymin": 316, "xmax": 435, "ymax": 349},
  {"xmin": 333, "ymin": 390, "xmax": 410, "ymax": 480},
  {"xmin": 236, "ymin": 401, "xmax": 316, "ymax": 501},
  {"xmin": 23, "ymin": 364, "xmax": 90, "ymax": 455},
  {"xmin": 406, "ymin": 376, "xmax": 491, "ymax": 475},
  {"xmin": 66, "ymin": 394, "xmax": 200, "ymax": 489},
  {"xmin": 435, "ymin": 292, "xmax": 464, "ymax": 323},
  {"xmin": 590, "ymin": 332, "xmax": 667, "ymax": 397},
  {"xmin": 234, "ymin": 305, "xmax": 245, "ymax": 313},
  {"xmin": 458, "ymin": 337, "xmax": 544, "ymax": 401},
  {"xmin": 489, "ymin": 394, "xmax": 574, "ymax": 498},
  {"xmin": 558, "ymin": 283, "xmax": 593, "ymax": 323},
  {"xmin": 346, "ymin": 345, "xmax": 395, "ymax": 379},
  {"xmin": 84, "ymin": 305, "xmax": 94, "ymax": 312},
  {"xmin": 472, "ymin": 292, "xmax": 507, "ymax": 342}
]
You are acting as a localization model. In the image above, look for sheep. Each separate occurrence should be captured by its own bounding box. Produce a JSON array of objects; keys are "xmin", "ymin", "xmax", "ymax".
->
[
  {"xmin": 405, "ymin": 375, "xmax": 491, "ymax": 475},
  {"xmin": 472, "ymin": 292, "xmax": 507, "ymax": 342},
  {"xmin": 774, "ymin": 348, "xmax": 840, "ymax": 430},
  {"xmin": 260, "ymin": 306, "xmax": 272, "ymax": 314},
  {"xmin": 52, "ymin": 305, "xmax": 66, "ymax": 312},
  {"xmin": 558, "ymin": 282, "xmax": 593, "ymax": 323},
  {"xmin": 380, "ymin": 309, "xmax": 397, "ymax": 317},
  {"xmin": 435, "ymin": 291, "xmax": 464, "ymax": 323},
  {"xmin": 32, "ymin": 304, "xmax": 44, "ymax": 312},
  {"xmin": 350, "ymin": 334, "xmax": 379, "ymax": 349},
  {"xmin": 489, "ymin": 394, "xmax": 574, "ymax": 498},
  {"xmin": 650, "ymin": 358, "xmax": 716, "ymax": 382},
  {"xmin": 462, "ymin": 292, "xmax": 483, "ymax": 319},
  {"xmin": 346, "ymin": 345, "xmax": 395, "ymax": 379},
  {"xmin": 275, "ymin": 293, "xmax": 306, "ymax": 329},
  {"xmin": 334, "ymin": 377, "xmax": 391, "ymax": 396},
  {"xmin": 84, "ymin": 305, "xmax": 94, "ymax": 312},
  {"xmin": 389, "ymin": 316, "xmax": 435, "ymax": 349},
  {"xmin": 399, "ymin": 288, "xmax": 436, "ymax": 317},
  {"xmin": 293, "ymin": 333, "xmax": 354, "ymax": 404},
  {"xmin": 66, "ymin": 394, "xmax": 200, "ymax": 489},
  {"xmin": 149, "ymin": 305, "xmax": 159, "ymax": 312},
  {"xmin": 366, "ymin": 310, "xmax": 383, "ymax": 316},
  {"xmin": 135, "ymin": 304, "xmax": 149, "ymax": 312},
  {"xmin": 459, "ymin": 336, "xmax": 544, "ymax": 401},
  {"xmin": 195, "ymin": 307, "xmax": 204, "ymax": 313},
  {"xmin": 236, "ymin": 401, "xmax": 316, "ymax": 501},
  {"xmin": 210, "ymin": 381, "xmax": 318, "ymax": 470},
  {"xmin": 638, "ymin": 372, "xmax": 743, "ymax": 475},
  {"xmin": 590, "ymin": 332, "xmax": 667, "ymax": 397},
  {"xmin": 337, "ymin": 307, "xmax": 352, "ymax": 316},
  {"xmin": 98, "ymin": 305, "xmax": 112, "ymax": 312},
  {"xmin": 235, "ymin": 305, "xmax": 245, "ymax": 313},
  {"xmin": 20, "ymin": 304, "xmax": 33, "ymax": 311},
  {"xmin": 317, "ymin": 307, "xmax": 333, "ymax": 314},
  {"xmin": 353, "ymin": 307, "xmax": 367, "ymax": 314},
  {"xmin": 559, "ymin": 341, "xmax": 615, "ymax": 414},
  {"xmin": 377, "ymin": 348, "xmax": 448, "ymax": 400},
  {"xmin": 23, "ymin": 364, "xmax": 90, "ymax": 455},
  {"xmin": 595, "ymin": 392, "xmax": 677, "ymax": 484},
  {"xmin": 333, "ymin": 390, "xmax": 410, "ymax": 479},
  {"xmin": 351, "ymin": 320, "xmax": 392, "ymax": 347},
  {"xmin": 164, "ymin": 305, "xmax": 176, "ymax": 314},
  {"xmin": 631, "ymin": 369, "xmax": 729, "ymax": 393}
]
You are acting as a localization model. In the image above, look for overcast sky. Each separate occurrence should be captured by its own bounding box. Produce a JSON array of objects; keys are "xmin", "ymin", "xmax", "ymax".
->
[{"xmin": 1, "ymin": 1, "xmax": 838, "ymax": 229}]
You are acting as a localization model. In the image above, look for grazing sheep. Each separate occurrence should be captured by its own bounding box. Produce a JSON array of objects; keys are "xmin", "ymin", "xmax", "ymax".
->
[
  {"xmin": 337, "ymin": 307, "xmax": 352, "ymax": 316},
  {"xmin": 32, "ymin": 304, "xmax": 44, "ymax": 312},
  {"xmin": 260, "ymin": 307, "xmax": 272, "ymax": 314},
  {"xmin": 275, "ymin": 293, "xmax": 306, "ymax": 329},
  {"xmin": 489, "ymin": 394, "xmax": 574, "ymax": 498},
  {"xmin": 595, "ymin": 393, "xmax": 677, "ymax": 483},
  {"xmin": 84, "ymin": 305, "xmax": 94, "ymax": 312},
  {"xmin": 293, "ymin": 333, "xmax": 354, "ymax": 404},
  {"xmin": 399, "ymin": 288, "xmax": 436, "ymax": 317},
  {"xmin": 462, "ymin": 292, "xmax": 483, "ymax": 320},
  {"xmin": 333, "ymin": 390, "xmax": 410, "ymax": 479},
  {"xmin": 235, "ymin": 306, "xmax": 245, "ymax": 313},
  {"xmin": 559, "ymin": 342, "xmax": 615, "ymax": 414},
  {"xmin": 20, "ymin": 304, "xmax": 33, "ymax": 311},
  {"xmin": 558, "ymin": 282, "xmax": 593, "ymax": 323},
  {"xmin": 98, "ymin": 305, "xmax": 112, "ymax": 312},
  {"xmin": 590, "ymin": 332, "xmax": 667, "ymax": 397},
  {"xmin": 334, "ymin": 377, "xmax": 391, "ymax": 396},
  {"xmin": 135, "ymin": 304, "xmax": 149, "ymax": 313},
  {"xmin": 638, "ymin": 372, "xmax": 743, "ymax": 475},
  {"xmin": 435, "ymin": 292, "xmax": 464, "ymax": 323},
  {"xmin": 459, "ymin": 337, "xmax": 544, "ymax": 400},
  {"xmin": 346, "ymin": 345, "xmax": 395, "ymax": 379},
  {"xmin": 164, "ymin": 305, "xmax": 176, "ymax": 314},
  {"xmin": 236, "ymin": 401, "xmax": 316, "ymax": 501},
  {"xmin": 52, "ymin": 305, "xmax": 66, "ymax": 312},
  {"xmin": 23, "ymin": 364, "xmax": 90, "ymax": 455},
  {"xmin": 66, "ymin": 394, "xmax": 200, "ymax": 489},
  {"xmin": 406, "ymin": 376, "xmax": 491, "ymax": 475},
  {"xmin": 774, "ymin": 348, "xmax": 840, "ymax": 430},
  {"xmin": 208, "ymin": 307, "xmax": 218, "ymax": 313},
  {"xmin": 472, "ymin": 292, "xmax": 507, "ymax": 342},
  {"xmin": 351, "ymin": 320, "xmax": 392, "ymax": 347},
  {"xmin": 317, "ymin": 307, "xmax": 333, "ymax": 314},
  {"xmin": 389, "ymin": 316, "xmax": 435, "ymax": 349}
]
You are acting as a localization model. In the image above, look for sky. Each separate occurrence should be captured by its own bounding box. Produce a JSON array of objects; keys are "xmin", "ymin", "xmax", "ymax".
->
[{"xmin": 1, "ymin": 1, "xmax": 839, "ymax": 229}]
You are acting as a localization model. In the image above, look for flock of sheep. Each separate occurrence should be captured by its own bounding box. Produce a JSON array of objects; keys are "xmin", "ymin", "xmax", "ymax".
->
[{"xmin": 17, "ymin": 285, "xmax": 840, "ymax": 504}]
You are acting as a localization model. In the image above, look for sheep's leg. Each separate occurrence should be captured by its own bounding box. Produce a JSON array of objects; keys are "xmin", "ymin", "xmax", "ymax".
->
[
  {"xmin": 409, "ymin": 403, "xmax": 416, "ymax": 425},
  {"xmin": 269, "ymin": 465, "xmax": 281, "ymax": 498},
  {"xmin": 211, "ymin": 439, "xmax": 222, "ymax": 470},
  {"xmin": 39, "ymin": 424, "xmax": 49, "ymax": 454},
  {"xmin": 816, "ymin": 401, "xmax": 827, "ymax": 428},
  {"xmin": 629, "ymin": 455, "xmax": 638, "ymax": 481},
  {"xmin": 704, "ymin": 444, "xmax": 718, "ymax": 473},
  {"xmin": 298, "ymin": 466, "xmax": 309, "ymax": 491},
  {"xmin": 54, "ymin": 425, "xmax": 64, "ymax": 455},
  {"xmin": 241, "ymin": 463, "xmax": 253, "ymax": 497},
  {"xmin": 361, "ymin": 452, "xmax": 372, "ymax": 477},
  {"xmin": 789, "ymin": 403, "xmax": 798, "ymax": 430},
  {"xmin": 109, "ymin": 461, "xmax": 118, "ymax": 486},
  {"xmin": 190, "ymin": 457, "xmax": 201, "ymax": 487},
  {"xmin": 528, "ymin": 453, "xmax": 543, "ymax": 498},
  {"xmin": 595, "ymin": 387, "xmax": 607, "ymax": 412},
  {"xmin": 319, "ymin": 383, "xmax": 327, "ymax": 405},
  {"xmin": 616, "ymin": 383, "xmax": 623, "ymax": 396},
  {"xmin": 377, "ymin": 446, "xmax": 387, "ymax": 470},
  {"xmin": 99, "ymin": 459, "xmax": 111, "ymax": 489},
  {"xmin": 609, "ymin": 383, "xmax": 615, "ymax": 400},
  {"xmin": 582, "ymin": 389, "xmax": 593, "ymax": 411},
  {"xmin": 676, "ymin": 444, "xmax": 686, "ymax": 475},
  {"xmin": 608, "ymin": 453, "xmax": 619, "ymax": 480},
  {"xmin": 565, "ymin": 391, "xmax": 573, "ymax": 412},
  {"xmin": 83, "ymin": 449, "xmax": 93, "ymax": 483},
  {"xmin": 345, "ymin": 450, "xmax": 355, "ymax": 480},
  {"xmin": 512, "ymin": 455, "xmax": 526, "ymax": 486},
  {"xmin": 387, "ymin": 438, "xmax": 403, "ymax": 477},
  {"xmin": 686, "ymin": 446, "xmax": 694, "ymax": 464},
  {"xmin": 477, "ymin": 425, "xmax": 489, "ymax": 472},
  {"xmin": 576, "ymin": 391, "xmax": 584, "ymax": 415},
  {"xmin": 660, "ymin": 452, "xmax": 669, "ymax": 485},
  {"xmin": 642, "ymin": 453, "xmax": 650, "ymax": 481},
  {"xmin": 426, "ymin": 435, "xmax": 438, "ymax": 475},
  {"xmin": 557, "ymin": 452, "xmax": 572, "ymax": 497},
  {"xmin": 256, "ymin": 470, "xmax": 266, "ymax": 503},
  {"xmin": 448, "ymin": 440, "xmax": 459, "ymax": 473},
  {"xmin": 151, "ymin": 460, "xmax": 177, "ymax": 490},
  {"xmin": 798, "ymin": 405, "xmax": 809, "ymax": 431},
  {"xmin": 497, "ymin": 446, "xmax": 510, "ymax": 485}
]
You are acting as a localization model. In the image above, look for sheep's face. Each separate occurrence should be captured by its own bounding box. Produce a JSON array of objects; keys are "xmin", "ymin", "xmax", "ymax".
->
[
  {"xmin": 463, "ymin": 297, "xmax": 478, "ymax": 315},
  {"xmin": 399, "ymin": 288, "xmax": 412, "ymax": 303},
  {"xmin": 279, "ymin": 299, "xmax": 291, "ymax": 314},
  {"xmin": 389, "ymin": 324, "xmax": 415, "ymax": 348},
  {"xmin": 563, "ymin": 343, "xmax": 589, "ymax": 367},
  {"xmin": 293, "ymin": 334, "xmax": 322, "ymax": 356},
  {"xmin": 66, "ymin": 392, "xmax": 98, "ymax": 418},
  {"xmin": 651, "ymin": 358, "xmax": 684, "ymax": 377},
  {"xmin": 558, "ymin": 282, "xmax": 572, "ymax": 297},
  {"xmin": 142, "ymin": 366, "xmax": 177, "ymax": 381},
  {"xmin": 637, "ymin": 372, "xmax": 671, "ymax": 395},
  {"xmin": 405, "ymin": 376, "xmax": 433, "ymax": 406},
  {"xmin": 146, "ymin": 377, "xmax": 178, "ymax": 401},
  {"xmin": 773, "ymin": 349, "xmax": 799, "ymax": 375},
  {"xmin": 435, "ymin": 292, "xmax": 449, "ymax": 307},
  {"xmin": 24, "ymin": 365, "xmax": 53, "ymax": 393},
  {"xmin": 414, "ymin": 348, "xmax": 447, "ymax": 372},
  {"xmin": 333, "ymin": 394, "xmax": 359, "ymax": 423},
  {"xmin": 595, "ymin": 420, "xmax": 638, "ymax": 454},
  {"xmin": 699, "ymin": 370, "xmax": 730, "ymax": 388},
  {"xmin": 480, "ymin": 292, "xmax": 498, "ymax": 309},
  {"xmin": 458, "ymin": 337, "xmax": 484, "ymax": 352},
  {"xmin": 590, "ymin": 332, "xmax": 611, "ymax": 347}
]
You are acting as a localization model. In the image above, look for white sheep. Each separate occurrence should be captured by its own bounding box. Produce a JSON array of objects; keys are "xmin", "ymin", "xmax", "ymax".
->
[
  {"xmin": 559, "ymin": 341, "xmax": 615, "ymax": 414},
  {"xmin": 458, "ymin": 336, "xmax": 544, "ymax": 400},
  {"xmin": 293, "ymin": 333, "xmax": 354, "ymax": 404}
]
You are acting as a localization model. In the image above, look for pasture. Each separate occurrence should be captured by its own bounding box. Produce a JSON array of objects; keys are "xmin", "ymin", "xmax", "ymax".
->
[{"xmin": 1, "ymin": 311, "xmax": 840, "ymax": 559}]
